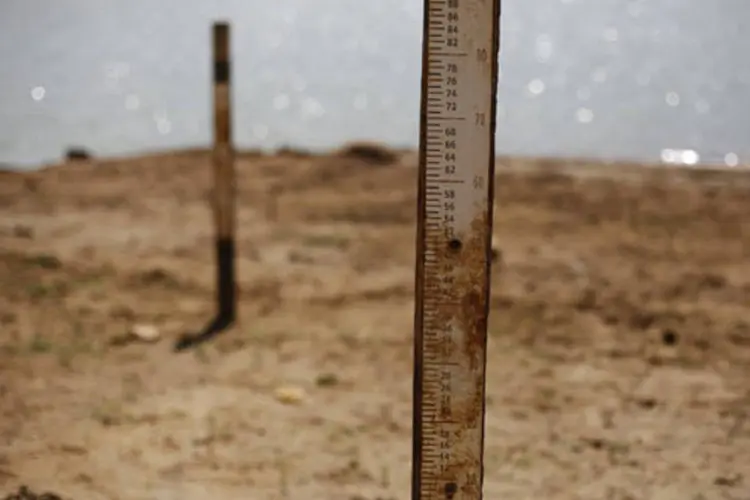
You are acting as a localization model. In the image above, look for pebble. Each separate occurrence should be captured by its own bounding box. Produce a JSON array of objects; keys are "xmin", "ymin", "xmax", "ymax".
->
[
  {"xmin": 274, "ymin": 385, "xmax": 306, "ymax": 405},
  {"xmin": 128, "ymin": 324, "xmax": 161, "ymax": 343}
]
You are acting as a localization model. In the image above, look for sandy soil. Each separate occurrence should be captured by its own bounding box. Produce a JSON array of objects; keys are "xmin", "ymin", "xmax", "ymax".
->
[{"xmin": 1, "ymin": 144, "xmax": 749, "ymax": 500}]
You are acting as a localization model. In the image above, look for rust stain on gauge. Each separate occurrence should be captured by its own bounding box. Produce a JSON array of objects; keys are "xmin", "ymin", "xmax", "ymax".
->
[
  {"xmin": 458, "ymin": 213, "xmax": 491, "ymax": 373},
  {"xmin": 455, "ymin": 210, "xmax": 491, "ymax": 435},
  {"xmin": 421, "ymin": 206, "xmax": 492, "ymax": 424}
]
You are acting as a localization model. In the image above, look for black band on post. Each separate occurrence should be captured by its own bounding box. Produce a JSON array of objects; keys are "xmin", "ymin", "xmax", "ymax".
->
[
  {"xmin": 214, "ymin": 60, "xmax": 230, "ymax": 84},
  {"xmin": 216, "ymin": 237, "xmax": 236, "ymax": 322}
]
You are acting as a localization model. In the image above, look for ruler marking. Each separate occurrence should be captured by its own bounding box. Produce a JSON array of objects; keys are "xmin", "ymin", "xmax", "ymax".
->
[
  {"xmin": 412, "ymin": 1, "xmax": 500, "ymax": 499},
  {"xmin": 424, "ymin": 117, "xmax": 467, "ymax": 121}
]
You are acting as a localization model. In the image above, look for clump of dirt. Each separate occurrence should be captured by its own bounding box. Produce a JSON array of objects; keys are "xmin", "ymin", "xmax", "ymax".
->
[
  {"xmin": 336, "ymin": 141, "xmax": 400, "ymax": 165},
  {"xmin": 2, "ymin": 486, "xmax": 64, "ymax": 500}
]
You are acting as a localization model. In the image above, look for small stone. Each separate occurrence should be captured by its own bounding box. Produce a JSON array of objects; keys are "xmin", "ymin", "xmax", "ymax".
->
[
  {"xmin": 636, "ymin": 397, "xmax": 658, "ymax": 409},
  {"xmin": 714, "ymin": 474, "xmax": 741, "ymax": 487},
  {"xmin": 661, "ymin": 328, "xmax": 678, "ymax": 346},
  {"xmin": 129, "ymin": 324, "xmax": 161, "ymax": 343},
  {"xmin": 12, "ymin": 225, "xmax": 34, "ymax": 239},
  {"xmin": 274, "ymin": 385, "xmax": 306, "ymax": 405},
  {"xmin": 316, "ymin": 373, "xmax": 339, "ymax": 387}
]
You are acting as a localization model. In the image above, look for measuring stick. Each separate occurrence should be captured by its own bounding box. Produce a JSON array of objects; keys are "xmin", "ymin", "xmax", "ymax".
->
[
  {"xmin": 411, "ymin": 0, "xmax": 501, "ymax": 499},
  {"xmin": 212, "ymin": 21, "xmax": 237, "ymax": 323}
]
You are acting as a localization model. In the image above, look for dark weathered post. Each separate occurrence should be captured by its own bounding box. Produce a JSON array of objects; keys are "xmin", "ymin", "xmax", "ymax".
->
[{"xmin": 212, "ymin": 21, "xmax": 236, "ymax": 324}]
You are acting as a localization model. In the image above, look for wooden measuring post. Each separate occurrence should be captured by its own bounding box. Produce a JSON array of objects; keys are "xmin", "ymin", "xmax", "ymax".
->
[
  {"xmin": 212, "ymin": 21, "xmax": 237, "ymax": 324},
  {"xmin": 411, "ymin": 0, "xmax": 501, "ymax": 499}
]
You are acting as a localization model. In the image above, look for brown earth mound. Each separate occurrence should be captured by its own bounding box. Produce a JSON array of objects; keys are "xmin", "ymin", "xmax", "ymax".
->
[{"xmin": 3, "ymin": 485, "xmax": 64, "ymax": 500}]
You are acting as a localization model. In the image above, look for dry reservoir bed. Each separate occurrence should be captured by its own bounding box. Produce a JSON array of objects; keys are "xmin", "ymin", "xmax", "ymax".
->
[{"xmin": 1, "ymin": 145, "xmax": 749, "ymax": 500}]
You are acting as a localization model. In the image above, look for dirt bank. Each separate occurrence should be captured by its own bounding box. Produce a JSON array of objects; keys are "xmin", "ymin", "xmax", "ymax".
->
[{"xmin": 1, "ymin": 145, "xmax": 749, "ymax": 499}]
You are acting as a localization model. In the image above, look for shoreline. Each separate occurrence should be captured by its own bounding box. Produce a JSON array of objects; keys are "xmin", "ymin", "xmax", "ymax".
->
[{"xmin": 2, "ymin": 141, "xmax": 747, "ymax": 174}]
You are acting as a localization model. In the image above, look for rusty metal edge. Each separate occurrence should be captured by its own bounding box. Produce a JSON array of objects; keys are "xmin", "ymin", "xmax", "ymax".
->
[
  {"xmin": 476, "ymin": 1, "xmax": 503, "ymax": 498},
  {"xmin": 410, "ymin": 0, "xmax": 432, "ymax": 498}
]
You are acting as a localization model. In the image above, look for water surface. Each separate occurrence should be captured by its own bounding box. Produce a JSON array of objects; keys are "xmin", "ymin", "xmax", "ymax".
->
[{"xmin": 1, "ymin": 0, "xmax": 747, "ymax": 168}]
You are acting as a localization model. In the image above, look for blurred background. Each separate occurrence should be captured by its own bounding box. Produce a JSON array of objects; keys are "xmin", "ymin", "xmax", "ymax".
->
[{"xmin": 0, "ymin": 0, "xmax": 747, "ymax": 169}]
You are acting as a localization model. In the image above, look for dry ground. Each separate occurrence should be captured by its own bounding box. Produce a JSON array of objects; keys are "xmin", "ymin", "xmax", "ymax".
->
[{"xmin": 1, "ymin": 145, "xmax": 749, "ymax": 500}]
